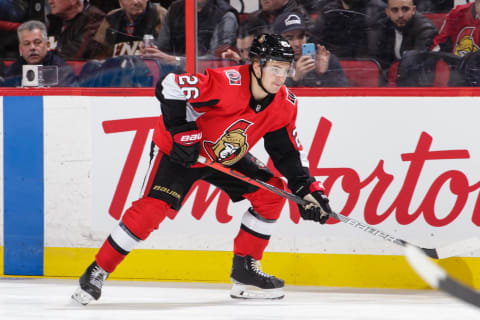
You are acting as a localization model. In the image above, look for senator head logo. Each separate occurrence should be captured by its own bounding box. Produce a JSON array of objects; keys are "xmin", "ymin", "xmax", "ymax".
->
[
  {"xmin": 203, "ymin": 120, "xmax": 252, "ymax": 165},
  {"xmin": 454, "ymin": 27, "xmax": 480, "ymax": 56}
]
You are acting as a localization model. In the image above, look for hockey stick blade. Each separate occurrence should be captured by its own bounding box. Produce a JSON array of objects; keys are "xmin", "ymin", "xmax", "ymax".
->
[
  {"xmin": 405, "ymin": 244, "xmax": 480, "ymax": 309},
  {"xmin": 197, "ymin": 156, "xmax": 479, "ymax": 259}
]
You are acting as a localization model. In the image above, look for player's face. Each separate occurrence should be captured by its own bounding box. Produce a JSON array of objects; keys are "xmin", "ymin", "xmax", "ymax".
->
[
  {"xmin": 386, "ymin": 0, "xmax": 416, "ymax": 29},
  {"xmin": 19, "ymin": 29, "xmax": 49, "ymax": 65},
  {"xmin": 281, "ymin": 30, "xmax": 306, "ymax": 60},
  {"xmin": 261, "ymin": 60, "xmax": 290, "ymax": 93}
]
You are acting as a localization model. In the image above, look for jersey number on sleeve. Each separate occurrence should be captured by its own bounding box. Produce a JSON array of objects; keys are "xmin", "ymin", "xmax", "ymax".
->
[
  {"xmin": 178, "ymin": 75, "xmax": 200, "ymax": 100},
  {"xmin": 292, "ymin": 128, "xmax": 303, "ymax": 151}
]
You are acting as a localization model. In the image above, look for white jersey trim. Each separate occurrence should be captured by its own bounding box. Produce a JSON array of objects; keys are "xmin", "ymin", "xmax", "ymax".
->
[
  {"xmin": 186, "ymin": 103, "xmax": 205, "ymax": 122},
  {"xmin": 110, "ymin": 223, "xmax": 140, "ymax": 253},
  {"xmin": 162, "ymin": 73, "xmax": 187, "ymax": 101},
  {"xmin": 241, "ymin": 209, "xmax": 276, "ymax": 236}
]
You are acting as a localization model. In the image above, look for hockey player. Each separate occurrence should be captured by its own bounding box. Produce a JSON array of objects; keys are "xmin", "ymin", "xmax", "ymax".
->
[{"xmin": 72, "ymin": 33, "xmax": 332, "ymax": 304}]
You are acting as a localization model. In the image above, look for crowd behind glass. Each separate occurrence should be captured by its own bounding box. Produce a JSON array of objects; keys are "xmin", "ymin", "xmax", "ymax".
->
[{"xmin": 1, "ymin": 0, "xmax": 479, "ymax": 87}]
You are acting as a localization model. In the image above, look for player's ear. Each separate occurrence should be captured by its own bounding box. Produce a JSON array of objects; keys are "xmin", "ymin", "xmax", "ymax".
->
[{"xmin": 252, "ymin": 60, "xmax": 261, "ymax": 77}]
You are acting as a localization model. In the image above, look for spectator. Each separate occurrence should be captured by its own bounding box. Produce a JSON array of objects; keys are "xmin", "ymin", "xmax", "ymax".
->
[
  {"xmin": 87, "ymin": 0, "xmax": 172, "ymax": 13},
  {"xmin": 47, "ymin": 0, "xmax": 105, "ymax": 60},
  {"xmin": 222, "ymin": 16, "xmax": 269, "ymax": 64},
  {"xmin": 2, "ymin": 20, "xmax": 78, "ymax": 87},
  {"xmin": 296, "ymin": 0, "xmax": 331, "ymax": 13},
  {"xmin": 431, "ymin": 0, "xmax": 480, "ymax": 57},
  {"xmin": 90, "ymin": 0, "xmax": 166, "ymax": 59},
  {"xmin": 274, "ymin": 11, "xmax": 349, "ymax": 87},
  {"xmin": 143, "ymin": 0, "xmax": 238, "ymax": 67},
  {"xmin": 0, "ymin": 1, "xmax": 27, "ymax": 59},
  {"xmin": 0, "ymin": 0, "xmax": 29, "ymax": 22},
  {"xmin": 311, "ymin": 0, "xmax": 386, "ymax": 58},
  {"xmin": 243, "ymin": 0, "xmax": 312, "ymax": 34},
  {"xmin": 371, "ymin": 0, "xmax": 437, "ymax": 72}
]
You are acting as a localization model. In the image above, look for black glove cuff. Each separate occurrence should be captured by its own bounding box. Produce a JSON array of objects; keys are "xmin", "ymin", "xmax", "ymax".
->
[
  {"xmin": 291, "ymin": 177, "xmax": 317, "ymax": 198},
  {"xmin": 169, "ymin": 122, "xmax": 198, "ymax": 135}
]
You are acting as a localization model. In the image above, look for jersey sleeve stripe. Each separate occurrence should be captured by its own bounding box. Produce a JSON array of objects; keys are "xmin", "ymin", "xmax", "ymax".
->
[{"xmin": 161, "ymin": 73, "xmax": 187, "ymax": 101}]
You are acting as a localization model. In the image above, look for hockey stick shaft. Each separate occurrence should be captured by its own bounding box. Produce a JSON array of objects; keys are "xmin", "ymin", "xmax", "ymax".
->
[{"xmin": 198, "ymin": 155, "xmax": 448, "ymax": 259}]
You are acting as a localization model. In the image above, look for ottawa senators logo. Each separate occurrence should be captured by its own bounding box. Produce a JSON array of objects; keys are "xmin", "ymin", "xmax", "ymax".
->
[
  {"xmin": 454, "ymin": 27, "xmax": 479, "ymax": 56},
  {"xmin": 203, "ymin": 120, "xmax": 252, "ymax": 165}
]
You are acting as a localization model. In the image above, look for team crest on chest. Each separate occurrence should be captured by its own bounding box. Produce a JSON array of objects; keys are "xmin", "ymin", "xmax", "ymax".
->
[
  {"xmin": 225, "ymin": 70, "xmax": 241, "ymax": 85},
  {"xmin": 454, "ymin": 27, "xmax": 479, "ymax": 56},
  {"xmin": 203, "ymin": 120, "xmax": 252, "ymax": 165}
]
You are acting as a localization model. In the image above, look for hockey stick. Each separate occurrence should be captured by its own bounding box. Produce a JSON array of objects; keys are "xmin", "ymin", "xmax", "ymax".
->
[
  {"xmin": 198, "ymin": 155, "xmax": 480, "ymax": 260},
  {"xmin": 404, "ymin": 244, "xmax": 480, "ymax": 309}
]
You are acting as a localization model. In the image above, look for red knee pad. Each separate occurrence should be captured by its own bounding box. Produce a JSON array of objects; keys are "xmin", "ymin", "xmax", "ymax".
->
[
  {"xmin": 244, "ymin": 176, "xmax": 286, "ymax": 220},
  {"xmin": 121, "ymin": 197, "xmax": 170, "ymax": 240}
]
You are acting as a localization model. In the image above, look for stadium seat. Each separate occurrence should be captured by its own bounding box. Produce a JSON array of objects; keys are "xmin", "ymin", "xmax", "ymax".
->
[
  {"xmin": 433, "ymin": 59, "xmax": 450, "ymax": 87},
  {"xmin": 338, "ymin": 59, "xmax": 382, "ymax": 87},
  {"xmin": 1, "ymin": 60, "xmax": 15, "ymax": 68},
  {"xmin": 142, "ymin": 58, "xmax": 162, "ymax": 85},
  {"xmin": 386, "ymin": 59, "xmax": 450, "ymax": 87},
  {"xmin": 66, "ymin": 60, "xmax": 87, "ymax": 76},
  {"xmin": 0, "ymin": 21, "xmax": 20, "ymax": 32},
  {"xmin": 387, "ymin": 61, "xmax": 400, "ymax": 87}
]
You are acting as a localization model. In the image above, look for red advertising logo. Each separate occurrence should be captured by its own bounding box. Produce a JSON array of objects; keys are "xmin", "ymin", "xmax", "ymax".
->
[{"xmin": 103, "ymin": 117, "xmax": 480, "ymax": 227}]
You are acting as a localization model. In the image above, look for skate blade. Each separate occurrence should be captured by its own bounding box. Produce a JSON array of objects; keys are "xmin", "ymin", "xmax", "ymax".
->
[
  {"xmin": 71, "ymin": 287, "xmax": 95, "ymax": 306},
  {"xmin": 230, "ymin": 283, "xmax": 285, "ymax": 300}
]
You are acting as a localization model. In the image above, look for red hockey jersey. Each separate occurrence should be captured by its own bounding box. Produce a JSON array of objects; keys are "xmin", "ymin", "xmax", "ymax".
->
[
  {"xmin": 154, "ymin": 64, "xmax": 313, "ymax": 190},
  {"xmin": 432, "ymin": 3, "xmax": 480, "ymax": 56}
]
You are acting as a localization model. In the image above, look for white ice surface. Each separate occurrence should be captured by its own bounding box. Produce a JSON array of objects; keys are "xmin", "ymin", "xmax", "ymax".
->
[{"xmin": 0, "ymin": 278, "xmax": 478, "ymax": 320}]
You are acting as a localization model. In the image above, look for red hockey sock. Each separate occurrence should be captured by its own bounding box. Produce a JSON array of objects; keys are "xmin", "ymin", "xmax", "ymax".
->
[
  {"xmin": 95, "ymin": 238, "xmax": 127, "ymax": 273},
  {"xmin": 233, "ymin": 228, "xmax": 269, "ymax": 261}
]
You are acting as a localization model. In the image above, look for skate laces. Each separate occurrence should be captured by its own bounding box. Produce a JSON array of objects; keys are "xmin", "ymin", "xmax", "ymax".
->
[
  {"xmin": 249, "ymin": 259, "xmax": 273, "ymax": 279},
  {"xmin": 90, "ymin": 265, "xmax": 108, "ymax": 289}
]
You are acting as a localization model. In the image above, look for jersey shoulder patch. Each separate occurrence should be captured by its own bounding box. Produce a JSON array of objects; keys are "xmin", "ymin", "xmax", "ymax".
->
[
  {"xmin": 224, "ymin": 69, "xmax": 242, "ymax": 86},
  {"xmin": 286, "ymin": 87, "xmax": 296, "ymax": 105}
]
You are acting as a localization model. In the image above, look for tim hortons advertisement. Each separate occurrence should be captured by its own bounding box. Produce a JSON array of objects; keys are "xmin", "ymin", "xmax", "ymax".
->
[{"xmin": 86, "ymin": 96, "xmax": 480, "ymax": 256}]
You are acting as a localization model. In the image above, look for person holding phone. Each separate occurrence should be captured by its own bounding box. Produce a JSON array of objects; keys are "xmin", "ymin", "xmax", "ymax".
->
[{"xmin": 273, "ymin": 11, "xmax": 349, "ymax": 87}]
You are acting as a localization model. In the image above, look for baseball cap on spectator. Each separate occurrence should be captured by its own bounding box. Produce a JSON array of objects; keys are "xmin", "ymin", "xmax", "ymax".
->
[{"xmin": 273, "ymin": 12, "xmax": 306, "ymax": 34}]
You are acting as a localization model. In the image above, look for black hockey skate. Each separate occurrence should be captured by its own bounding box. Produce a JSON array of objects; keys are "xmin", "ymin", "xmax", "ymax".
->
[
  {"xmin": 71, "ymin": 261, "xmax": 109, "ymax": 305},
  {"xmin": 230, "ymin": 254, "xmax": 285, "ymax": 299}
]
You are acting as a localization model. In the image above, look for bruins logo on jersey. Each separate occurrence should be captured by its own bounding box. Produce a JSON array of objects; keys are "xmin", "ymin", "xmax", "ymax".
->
[
  {"xmin": 203, "ymin": 120, "xmax": 252, "ymax": 165},
  {"xmin": 454, "ymin": 27, "xmax": 480, "ymax": 56}
]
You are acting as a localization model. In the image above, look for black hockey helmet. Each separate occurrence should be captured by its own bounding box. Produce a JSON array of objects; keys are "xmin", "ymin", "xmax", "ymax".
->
[{"xmin": 249, "ymin": 33, "xmax": 294, "ymax": 66}]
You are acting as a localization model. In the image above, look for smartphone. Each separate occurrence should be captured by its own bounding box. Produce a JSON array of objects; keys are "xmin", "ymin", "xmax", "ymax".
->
[{"xmin": 302, "ymin": 43, "xmax": 316, "ymax": 59}]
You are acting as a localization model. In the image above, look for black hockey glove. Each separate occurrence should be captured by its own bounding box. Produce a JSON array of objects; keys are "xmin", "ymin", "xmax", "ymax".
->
[
  {"xmin": 295, "ymin": 181, "xmax": 332, "ymax": 224},
  {"xmin": 169, "ymin": 122, "xmax": 202, "ymax": 167}
]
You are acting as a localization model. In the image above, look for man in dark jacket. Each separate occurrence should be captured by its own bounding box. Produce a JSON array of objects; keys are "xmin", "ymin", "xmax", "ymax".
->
[
  {"xmin": 47, "ymin": 0, "xmax": 105, "ymax": 60},
  {"xmin": 311, "ymin": 0, "xmax": 386, "ymax": 58},
  {"xmin": 90, "ymin": 0, "xmax": 166, "ymax": 59},
  {"xmin": 2, "ymin": 20, "xmax": 78, "ymax": 87},
  {"xmin": 371, "ymin": 0, "xmax": 437, "ymax": 71},
  {"xmin": 244, "ymin": 0, "xmax": 312, "ymax": 34}
]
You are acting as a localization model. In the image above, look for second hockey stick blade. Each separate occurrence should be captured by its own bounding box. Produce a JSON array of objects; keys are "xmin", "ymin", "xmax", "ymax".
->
[
  {"xmin": 198, "ymin": 155, "xmax": 480, "ymax": 260},
  {"xmin": 405, "ymin": 244, "xmax": 480, "ymax": 309}
]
